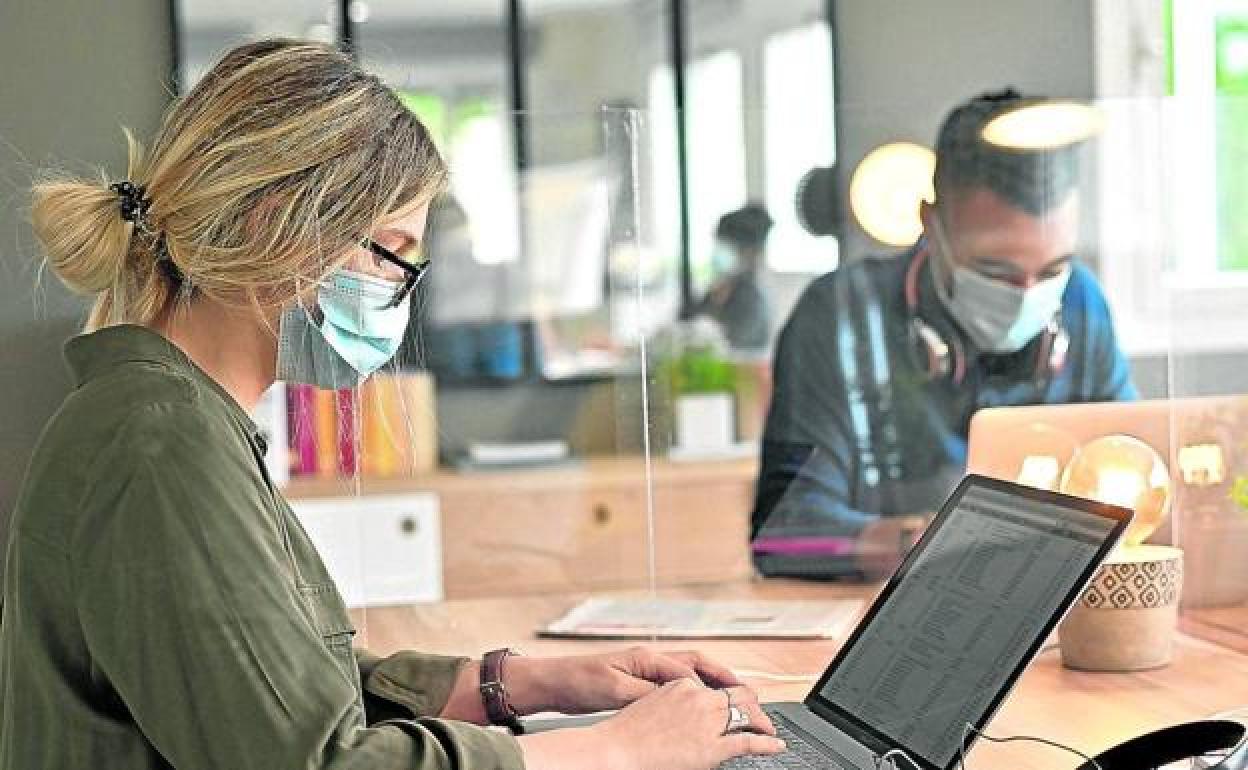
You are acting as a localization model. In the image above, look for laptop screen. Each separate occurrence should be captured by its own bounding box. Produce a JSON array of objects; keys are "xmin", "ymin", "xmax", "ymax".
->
[{"xmin": 810, "ymin": 477, "xmax": 1129, "ymax": 769}]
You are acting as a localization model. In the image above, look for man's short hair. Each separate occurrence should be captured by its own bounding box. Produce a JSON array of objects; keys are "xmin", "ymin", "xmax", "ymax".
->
[
  {"xmin": 933, "ymin": 88, "xmax": 1082, "ymax": 217},
  {"xmin": 716, "ymin": 203, "xmax": 774, "ymax": 250}
]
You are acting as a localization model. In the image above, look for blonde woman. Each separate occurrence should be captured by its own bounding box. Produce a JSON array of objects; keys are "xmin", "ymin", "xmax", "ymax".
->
[{"xmin": 0, "ymin": 40, "xmax": 784, "ymax": 770}]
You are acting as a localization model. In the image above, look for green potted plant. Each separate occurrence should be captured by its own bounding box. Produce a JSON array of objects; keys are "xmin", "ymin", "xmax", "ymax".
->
[{"xmin": 662, "ymin": 320, "xmax": 738, "ymax": 455}]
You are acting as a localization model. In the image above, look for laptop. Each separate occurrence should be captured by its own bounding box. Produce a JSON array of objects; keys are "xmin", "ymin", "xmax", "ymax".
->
[
  {"xmin": 965, "ymin": 395, "xmax": 1248, "ymax": 488},
  {"xmin": 721, "ymin": 474, "xmax": 1132, "ymax": 770},
  {"xmin": 965, "ymin": 397, "xmax": 1248, "ymax": 607}
]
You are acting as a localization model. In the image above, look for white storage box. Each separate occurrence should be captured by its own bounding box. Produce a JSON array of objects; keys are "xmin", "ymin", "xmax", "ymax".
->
[{"xmin": 290, "ymin": 493, "xmax": 443, "ymax": 608}]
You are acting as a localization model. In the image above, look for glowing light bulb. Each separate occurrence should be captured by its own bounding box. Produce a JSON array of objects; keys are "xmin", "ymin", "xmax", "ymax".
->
[
  {"xmin": 1060, "ymin": 435, "xmax": 1172, "ymax": 547},
  {"xmin": 1093, "ymin": 468, "xmax": 1146, "ymax": 510},
  {"xmin": 849, "ymin": 142, "xmax": 935, "ymax": 247}
]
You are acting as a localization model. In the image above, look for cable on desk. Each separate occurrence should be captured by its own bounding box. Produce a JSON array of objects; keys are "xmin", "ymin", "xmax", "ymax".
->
[
  {"xmin": 958, "ymin": 722, "xmax": 1103, "ymax": 770},
  {"xmin": 877, "ymin": 748, "xmax": 924, "ymax": 770}
]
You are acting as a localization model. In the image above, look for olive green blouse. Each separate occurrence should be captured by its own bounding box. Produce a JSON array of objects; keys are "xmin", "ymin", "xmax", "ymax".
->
[{"xmin": 0, "ymin": 324, "xmax": 524, "ymax": 770}]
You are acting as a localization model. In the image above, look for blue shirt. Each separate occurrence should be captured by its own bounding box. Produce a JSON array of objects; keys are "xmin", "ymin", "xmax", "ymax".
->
[{"xmin": 751, "ymin": 246, "xmax": 1136, "ymax": 577}]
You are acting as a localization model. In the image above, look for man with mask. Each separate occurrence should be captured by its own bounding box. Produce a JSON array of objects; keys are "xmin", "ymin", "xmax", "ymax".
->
[
  {"xmin": 751, "ymin": 89, "xmax": 1135, "ymax": 580},
  {"xmin": 695, "ymin": 203, "xmax": 774, "ymax": 353}
]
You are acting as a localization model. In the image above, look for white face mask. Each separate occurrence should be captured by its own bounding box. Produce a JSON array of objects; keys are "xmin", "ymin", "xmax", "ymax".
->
[{"xmin": 928, "ymin": 219, "xmax": 1070, "ymax": 353}]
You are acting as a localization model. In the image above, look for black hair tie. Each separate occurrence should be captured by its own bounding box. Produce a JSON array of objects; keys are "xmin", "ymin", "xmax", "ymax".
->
[
  {"xmin": 109, "ymin": 180, "xmax": 187, "ymax": 292},
  {"xmin": 108, "ymin": 181, "xmax": 152, "ymax": 228}
]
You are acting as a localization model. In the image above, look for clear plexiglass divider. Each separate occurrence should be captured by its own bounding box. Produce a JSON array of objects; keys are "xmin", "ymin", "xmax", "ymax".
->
[{"xmin": 273, "ymin": 109, "xmax": 673, "ymax": 652}]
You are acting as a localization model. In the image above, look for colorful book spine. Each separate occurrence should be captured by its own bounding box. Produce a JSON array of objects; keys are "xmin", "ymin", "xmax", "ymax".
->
[
  {"xmin": 335, "ymin": 388, "xmax": 357, "ymax": 476},
  {"xmin": 313, "ymin": 389, "xmax": 338, "ymax": 478},
  {"xmin": 286, "ymin": 383, "xmax": 319, "ymax": 476},
  {"xmin": 361, "ymin": 378, "xmax": 401, "ymax": 477},
  {"xmin": 357, "ymin": 380, "xmax": 379, "ymax": 478},
  {"xmin": 284, "ymin": 374, "xmax": 439, "ymax": 479},
  {"xmin": 397, "ymin": 372, "xmax": 438, "ymax": 475}
]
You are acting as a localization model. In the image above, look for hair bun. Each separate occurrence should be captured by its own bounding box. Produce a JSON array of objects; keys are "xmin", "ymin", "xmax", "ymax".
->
[{"xmin": 31, "ymin": 178, "xmax": 135, "ymax": 295}]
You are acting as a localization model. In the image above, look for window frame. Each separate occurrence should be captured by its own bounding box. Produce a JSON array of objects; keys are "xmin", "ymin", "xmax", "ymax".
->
[{"xmin": 1094, "ymin": 0, "xmax": 1248, "ymax": 355}]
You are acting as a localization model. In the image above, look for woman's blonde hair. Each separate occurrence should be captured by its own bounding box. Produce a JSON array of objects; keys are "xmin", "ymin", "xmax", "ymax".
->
[{"xmin": 32, "ymin": 39, "xmax": 448, "ymax": 330}]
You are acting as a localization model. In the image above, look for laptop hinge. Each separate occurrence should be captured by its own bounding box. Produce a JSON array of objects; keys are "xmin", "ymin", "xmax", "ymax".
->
[{"xmin": 802, "ymin": 696, "xmax": 894, "ymax": 760}]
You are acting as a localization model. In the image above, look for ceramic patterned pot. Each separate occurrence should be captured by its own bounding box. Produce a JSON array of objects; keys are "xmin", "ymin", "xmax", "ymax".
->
[{"xmin": 1059, "ymin": 545, "xmax": 1184, "ymax": 672}]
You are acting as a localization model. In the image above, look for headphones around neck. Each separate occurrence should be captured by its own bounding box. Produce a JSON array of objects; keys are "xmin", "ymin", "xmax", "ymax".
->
[{"xmin": 904, "ymin": 246, "xmax": 1069, "ymax": 389}]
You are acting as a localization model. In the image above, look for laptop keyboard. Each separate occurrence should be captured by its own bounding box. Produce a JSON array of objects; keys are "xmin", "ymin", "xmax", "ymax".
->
[{"xmin": 720, "ymin": 708, "xmax": 857, "ymax": 770}]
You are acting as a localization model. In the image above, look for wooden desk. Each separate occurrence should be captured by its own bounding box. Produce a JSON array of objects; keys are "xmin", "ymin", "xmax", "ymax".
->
[
  {"xmin": 352, "ymin": 580, "xmax": 1248, "ymax": 769},
  {"xmin": 1183, "ymin": 606, "xmax": 1248, "ymax": 656}
]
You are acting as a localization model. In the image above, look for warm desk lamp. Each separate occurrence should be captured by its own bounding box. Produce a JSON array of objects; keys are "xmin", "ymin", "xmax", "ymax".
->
[
  {"xmin": 980, "ymin": 99, "xmax": 1104, "ymax": 150},
  {"xmin": 849, "ymin": 142, "xmax": 935, "ymax": 247},
  {"xmin": 1057, "ymin": 435, "xmax": 1181, "ymax": 672}
]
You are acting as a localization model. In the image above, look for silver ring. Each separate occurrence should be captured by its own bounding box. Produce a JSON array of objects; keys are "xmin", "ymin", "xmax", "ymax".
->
[{"xmin": 723, "ymin": 690, "xmax": 751, "ymax": 735}]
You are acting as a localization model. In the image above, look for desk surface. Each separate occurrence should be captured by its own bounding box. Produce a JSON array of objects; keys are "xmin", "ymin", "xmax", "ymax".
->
[{"xmin": 352, "ymin": 580, "xmax": 1248, "ymax": 769}]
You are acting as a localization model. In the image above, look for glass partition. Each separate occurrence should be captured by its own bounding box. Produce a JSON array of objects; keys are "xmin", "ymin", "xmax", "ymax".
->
[
  {"xmin": 1167, "ymin": 59, "xmax": 1248, "ymax": 650},
  {"xmin": 271, "ymin": 109, "xmax": 667, "ymax": 653}
]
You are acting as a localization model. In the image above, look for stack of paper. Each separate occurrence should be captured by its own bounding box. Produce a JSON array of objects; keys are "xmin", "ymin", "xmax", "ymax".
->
[
  {"xmin": 468, "ymin": 440, "xmax": 570, "ymax": 465},
  {"xmin": 539, "ymin": 598, "xmax": 861, "ymax": 640}
]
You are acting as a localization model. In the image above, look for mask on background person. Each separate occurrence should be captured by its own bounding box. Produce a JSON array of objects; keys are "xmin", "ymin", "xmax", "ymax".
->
[
  {"xmin": 276, "ymin": 269, "xmax": 411, "ymax": 389},
  {"xmin": 928, "ymin": 220, "xmax": 1071, "ymax": 354},
  {"xmin": 710, "ymin": 241, "xmax": 738, "ymax": 274}
]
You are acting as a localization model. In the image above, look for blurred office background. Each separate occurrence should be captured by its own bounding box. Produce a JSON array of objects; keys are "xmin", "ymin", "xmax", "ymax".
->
[{"xmin": 5, "ymin": 0, "xmax": 1248, "ymax": 582}]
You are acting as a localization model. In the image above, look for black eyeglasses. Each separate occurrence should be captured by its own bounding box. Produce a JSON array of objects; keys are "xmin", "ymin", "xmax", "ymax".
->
[{"xmin": 364, "ymin": 239, "xmax": 430, "ymax": 309}]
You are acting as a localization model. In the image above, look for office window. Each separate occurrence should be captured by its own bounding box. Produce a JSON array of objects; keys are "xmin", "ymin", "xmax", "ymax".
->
[
  {"xmin": 175, "ymin": 0, "xmax": 839, "ymax": 332},
  {"xmin": 650, "ymin": 51, "xmax": 748, "ymax": 296},
  {"xmin": 689, "ymin": 51, "xmax": 748, "ymax": 293},
  {"xmin": 647, "ymin": 66, "xmax": 680, "ymax": 282},
  {"xmin": 763, "ymin": 21, "xmax": 838, "ymax": 274},
  {"xmin": 1168, "ymin": 0, "xmax": 1248, "ymax": 279},
  {"xmin": 359, "ymin": 4, "xmax": 519, "ymax": 266},
  {"xmin": 397, "ymin": 93, "xmax": 520, "ymax": 266},
  {"xmin": 1214, "ymin": 10, "xmax": 1248, "ymax": 272},
  {"xmin": 175, "ymin": 0, "xmax": 339, "ymax": 90},
  {"xmin": 447, "ymin": 105, "xmax": 520, "ymax": 265},
  {"xmin": 1093, "ymin": 0, "xmax": 1248, "ymax": 353}
]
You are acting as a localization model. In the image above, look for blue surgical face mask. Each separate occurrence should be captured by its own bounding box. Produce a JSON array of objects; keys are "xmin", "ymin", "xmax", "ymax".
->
[
  {"xmin": 711, "ymin": 242, "xmax": 737, "ymax": 274},
  {"xmin": 929, "ymin": 221, "xmax": 1071, "ymax": 353},
  {"xmin": 276, "ymin": 269, "xmax": 411, "ymax": 389}
]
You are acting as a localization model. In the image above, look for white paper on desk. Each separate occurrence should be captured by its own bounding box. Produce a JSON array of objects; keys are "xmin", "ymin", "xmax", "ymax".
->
[
  {"xmin": 467, "ymin": 440, "xmax": 570, "ymax": 465},
  {"xmin": 538, "ymin": 598, "xmax": 861, "ymax": 640}
]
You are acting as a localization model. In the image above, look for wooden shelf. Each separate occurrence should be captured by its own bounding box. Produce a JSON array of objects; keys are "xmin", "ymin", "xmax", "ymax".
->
[{"xmin": 282, "ymin": 455, "xmax": 759, "ymax": 499}]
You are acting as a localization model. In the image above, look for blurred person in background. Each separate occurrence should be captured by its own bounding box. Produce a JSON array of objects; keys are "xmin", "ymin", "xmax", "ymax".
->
[
  {"xmin": 751, "ymin": 89, "xmax": 1135, "ymax": 580},
  {"xmin": 695, "ymin": 203, "xmax": 774, "ymax": 355}
]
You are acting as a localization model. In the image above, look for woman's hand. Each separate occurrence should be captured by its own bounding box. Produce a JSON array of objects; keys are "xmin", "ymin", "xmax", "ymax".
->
[
  {"xmin": 518, "ymin": 680, "xmax": 785, "ymax": 770},
  {"xmin": 509, "ymin": 646, "xmax": 743, "ymax": 715},
  {"xmin": 521, "ymin": 678, "xmax": 783, "ymax": 768},
  {"xmin": 595, "ymin": 680, "xmax": 783, "ymax": 770}
]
